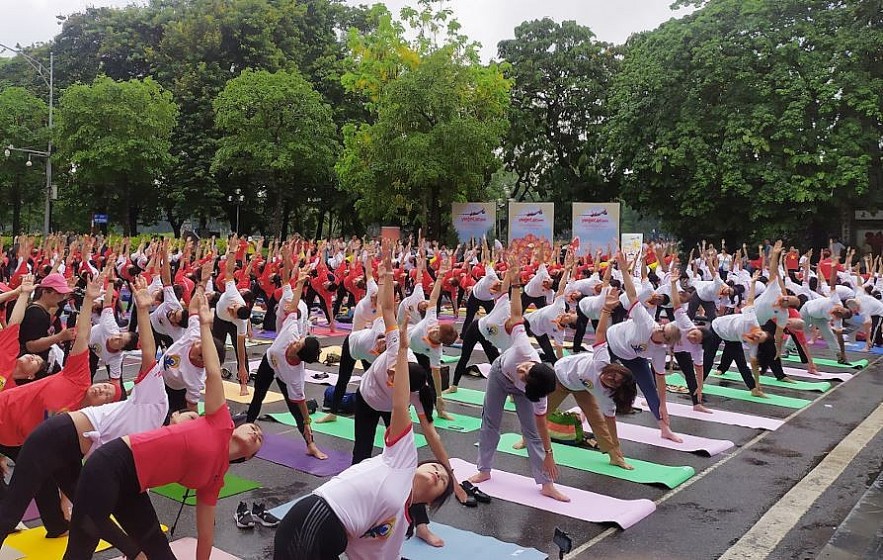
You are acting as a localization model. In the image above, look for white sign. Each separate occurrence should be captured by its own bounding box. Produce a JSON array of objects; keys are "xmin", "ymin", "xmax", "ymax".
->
[{"xmin": 621, "ymin": 233, "xmax": 643, "ymax": 260}]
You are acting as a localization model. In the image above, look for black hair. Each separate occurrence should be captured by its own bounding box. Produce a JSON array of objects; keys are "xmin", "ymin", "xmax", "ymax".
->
[
  {"xmin": 608, "ymin": 279, "xmax": 622, "ymax": 290},
  {"xmin": 122, "ymin": 332, "xmax": 140, "ymax": 352},
  {"xmin": 809, "ymin": 277, "xmax": 819, "ymax": 291},
  {"xmin": 408, "ymin": 363, "xmax": 436, "ymax": 422},
  {"xmin": 524, "ymin": 362, "xmax": 556, "ymax": 402},
  {"xmin": 173, "ymin": 284, "xmax": 184, "ymax": 300},
  {"xmin": 235, "ymin": 306, "xmax": 251, "ymax": 320},
  {"xmin": 658, "ymin": 293, "xmax": 671, "ymax": 307},
  {"xmin": 418, "ymin": 459, "xmax": 454, "ymax": 513},
  {"xmin": 240, "ymin": 289, "xmax": 256, "ymax": 307},
  {"xmin": 297, "ymin": 336, "xmax": 321, "ymax": 363},
  {"xmin": 177, "ymin": 309, "xmax": 189, "ymax": 326}
]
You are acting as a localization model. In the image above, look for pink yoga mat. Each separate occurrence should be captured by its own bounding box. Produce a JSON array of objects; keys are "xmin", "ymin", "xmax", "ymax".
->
[
  {"xmin": 311, "ymin": 326, "xmax": 346, "ymax": 337},
  {"xmin": 111, "ymin": 538, "xmax": 240, "ymax": 560},
  {"xmin": 449, "ymin": 458, "xmax": 655, "ymax": 529},
  {"xmin": 305, "ymin": 369, "xmax": 361, "ymax": 386},
  {"xmin": 566, "ymin": 407, "xmax": 734, "ymax": 456},
  {"xmin": 780, "ymin": 366, "xmax": 853, "ymax": 382},
  {"xmin": 635, "ymin": 397, "xmax": 785, "ymax": 431}
]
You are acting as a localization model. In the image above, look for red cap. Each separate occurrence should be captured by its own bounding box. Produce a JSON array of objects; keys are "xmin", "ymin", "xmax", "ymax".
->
[{"xmin": 40, "ymin": 273, "xmax": 73, "ymax": 294}]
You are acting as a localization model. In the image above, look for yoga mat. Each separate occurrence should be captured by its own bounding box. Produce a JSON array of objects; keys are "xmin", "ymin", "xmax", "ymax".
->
[
  {"xmin": 256, "ymin": 433, "xmax": 351, "ymax": 477},
  {"xmin": 268, "ymin": 497, "xmax": 304, "ymax": 520},
  {"xmin": 305, "ymin": 369, "xmax": 362, "ymax": 386},
  {"xmin": 401, "ymin": 522, "xmax": 547, "ymax": 560},
  {"xmin": 152, "ymin": 472, "xmax": 261, "ymax": 505},
  {"xmin": 410, "ymin": 409, "xmax": 482, "ymax": 433},
  {"xmin": 5, "ymin": 527, "xmax": 111, "ymax": 559},
  {"xmin": 780, "ymin": 366, "xmax": 854, "ymax": 382},
  {"xmin": 440, "ymin": 354, "xmax": 459, "ymax": 364},
  {"xmin": 209, "ymin": 380, "xmax": 284, "ymax": 404},
  {"xmin": 254, "ymin": 330, "xmax": 277, "ymax": 340},
  {"xmin": 635, "ymin": 397, "xmax": 785, "ymax": 431},
  {"xmin": 21, "ymin": 501, "xmax": 38, "ymax": 523},
  {"xmin": 227, "ymin": 339, "xmax": 266, "ymax": 348},
  {"xmin": 0, "ymin": 546, "xmax": 23, "ymax": 560},
  {"xmin": 666, "ymin": 373, "xmax": 812, "ymax": 409},
  {"xmin": 267, "ymin": 412, "xmax": 428, "ymax": 449},
  {"xmin": 311, "ymin": 326, "xmax": 345, "ymax": 337},
  {"xmin": 493, "ymin": 433, "xmax": 695, "ymax": 488},
  {"xmin": 564, "ymin": 408, "xmax": 734, "ymax": 456},
  {"xmin": 443, "ymin": 387, "xmax": 515, "ymax": 411},
  {"xmin": 782, "ymin": 354, "xmax": 867, "ymax": 369},
  {"xmin": 714, "ymin": 371, "xmax": 831, "ymax": 392},
  {"xmin": 110, "ymin": 538, "xmax": 241, "ymax": 560},
  {"xmin": 845, "ymin": 342, "xmax": 883, "ymax": 355},
  {"xmin": 320, "ymin": 346, "xmax": 363, "ymax": 370},
  {"xmin": 449, "ymin": 458, "xmax": 655, "ymax": 529}
]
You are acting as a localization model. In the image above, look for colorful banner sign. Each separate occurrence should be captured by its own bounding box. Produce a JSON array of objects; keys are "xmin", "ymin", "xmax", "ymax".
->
[
  {"xmin": 571, "ymin": 203, "xmax": 620, "ymax": 256},
  {"xmin": 451, "ymin": 203, "xmax": 496, "ymax": 242},
  {"xmin": 509, "ymin": 202, "xmax": 554, "ymax": 255},
  {"xmin": 621, "ymin": 233, "xmax": 644, "ymax": 260}
]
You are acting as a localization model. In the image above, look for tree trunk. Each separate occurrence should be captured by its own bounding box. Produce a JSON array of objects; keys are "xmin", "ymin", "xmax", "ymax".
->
[
  {"xmin": 167, "ymin": 210, "xmax": 183, "ymax": 237},
  {"xmin": 11, "ymin": 178, "xmax": 21, "ymax": 236},
  {"xmin": 280, "ymin": 198, "xmax": 291, "ymax": 240},
  {"xmin": 314, "ymin": 209, "xmax": 325, "ymax": 239}
]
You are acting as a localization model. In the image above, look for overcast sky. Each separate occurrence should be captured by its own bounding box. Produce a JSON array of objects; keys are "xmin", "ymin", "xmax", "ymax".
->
[{"xmin": 0, "ymin": 0, "xmax": 693, "ymax": 61}]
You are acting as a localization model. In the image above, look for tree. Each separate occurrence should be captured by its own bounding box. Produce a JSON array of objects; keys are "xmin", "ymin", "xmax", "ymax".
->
[
  {"xmin": 55, "ymin": 76, "xmax": 178, "ymax": 234},
  {"xmin": 212, "ymin": 68, "xmax": 339, "ymax": 238},
  {"xmin": 0, "ymin": 87, "xmax": 49, "ymax": 233},
  {"xmin": 498, "ymin": 19, "xmax": 621, "ymax": 229},
  {"xmin": 607, "ymin": 0, "xmax": 883, "ymax": 245},
  {"xmin": 337, "ymin": 1, "xmax": 511, "ymax": 238}
]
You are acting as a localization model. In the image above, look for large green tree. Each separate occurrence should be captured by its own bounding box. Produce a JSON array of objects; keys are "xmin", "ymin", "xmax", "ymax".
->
[
  {"xmin": 0, "ymin": 87, "xmax": 49, "ymax": 233},
  {"xmin": 55, "ymin": 76, "xmax": 178, "ymax": 234},
  {"xmin": 337, "ymin": 1, "xmax": 511, "ymax": 238},
  {"xmin": 498, "ymin": 19, "xmax": 620, "ymax": 228},
  {"xmin": 212, "ymin": 68, "xmax": 339, "ymax": 238},
  {"xmin": 607, "ymin": 0, "xmax": 883, "ymax": 245}
]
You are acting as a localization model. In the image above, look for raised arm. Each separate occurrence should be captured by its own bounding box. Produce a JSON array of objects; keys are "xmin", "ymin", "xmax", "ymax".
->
[
  {"xmin": 618, "ymin": 251, "xmax": 638, "ymax": 305},
  {"xmin": 131, "ymin": 276, "xmax": 157, "ymax": 371},
  {"xmin": 8, "ymin": 275, "xmax": 35, "ymax": 327},
  {"xmin": 197, "ymin": 289, "xmax": 225, "ymax": 415},
  {"xmin": 72, "ymin": 273, "xmax": 103, "ymax": 355},
  {"xmin": 388, "ymin": 307, "xmax": 412, "ymax": 438}
]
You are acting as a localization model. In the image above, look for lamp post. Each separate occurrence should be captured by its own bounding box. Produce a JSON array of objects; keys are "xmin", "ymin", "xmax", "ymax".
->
[
  {"xmin": 0, "ymin": 43, "xmax": 53, "ymax": 236},
  {"xmin": 228, "ymin": 188, "xmax": 244, "ymax": 233}
]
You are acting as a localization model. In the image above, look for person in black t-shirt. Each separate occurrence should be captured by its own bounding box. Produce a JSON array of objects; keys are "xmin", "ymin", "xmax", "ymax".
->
[{"xmin": 17, "ymin": 273, "xmax": 76, "ymax": 380}]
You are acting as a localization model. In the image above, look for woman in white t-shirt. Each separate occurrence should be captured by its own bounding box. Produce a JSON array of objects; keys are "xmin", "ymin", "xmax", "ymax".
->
[
  {"xmin": 547, "ymin": 288, "xmax": 635, "ymax": 470},
  {"xmin": 89, "ymin": 272, "xmax": 138, "ymax": 394},
  {"xmin": 274, "ymin": 265, "xmax": 454, "ymax": 560}
]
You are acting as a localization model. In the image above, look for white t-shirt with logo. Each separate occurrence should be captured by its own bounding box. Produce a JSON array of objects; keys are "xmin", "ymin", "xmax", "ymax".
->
[
  {"xmin": 348, "ymin": 318, "xmax": 385, "ymax": 363},
  {"xmin": 397, "ymin": 283, "xmax": 424, "ymax": 326},
  {"xmin": 498, "ymin": 323, "xmax": 547, "ymax": 416},
  {"xmin": 89, "ymin": 308, "xmax": 124, "ymax": 380},
  {"xmin": 161, "ymin": 316, "xmax": 205, "ymax": 405},
  {"xmin": 358, "ymin": 328, "xmax": 422, "ymax": 414},
  {"xmin": 471, "ymin": 269, "xmax": 499, "ymax": 301},
  {"xmin": 266, "ymin": 313, "xmax": 307, "ymax": 401},
  {"xmin": 607, "ymin": 302, "xmax": 656, "ymax": 361},
  {"xmin": 478, "ymin": 294, "xmax": 512, "ymax": 350},
  {"xmin": 217, "ymin": 280, "xmax": 247, "ymax": 335},
  {"xmin": 314, "ymin": 425, "xmax": 417, "ymax": 560},
  {"xmin": 410, "ymin": 308, "xmax": 442, "ymax": 368},
  {"xmin": 554, "ymin": 343, "xmax": 617, "ymax": 417},
  {"xmin": 150, "ymin": 286, "xmax": 185, "ymax": 341},
  {"xmin": 526, "ymin": 296, "xmax": 567, "ymax": 346},
  {"xmin": 276, "ymin": 284, "xmax": 310, "ymax": 336}
]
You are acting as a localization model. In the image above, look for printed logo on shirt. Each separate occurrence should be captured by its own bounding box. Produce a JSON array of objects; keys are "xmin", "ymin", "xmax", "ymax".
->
[
  {"xmin": 270, "ymin": 355, "xmax": 279, "ymax": 370},
  {"xmin": 581, "ymin": 378, "xmax": 594, "ymax": 390},
  {"xmin": 361, "ymin": 517, "xmax": 396, "ymax": 540},
  {"xmin": 630, "ymin": 343, "xmax": 647, "ymax": 354},
  {"xmin": 89, "ymin": 343, "xmax": 100, "ymax": 355},
  {"xmin": 487, "ymin": 325, "xmax": 500, "ymax": 337},
  {"xmin": 163, "ymin": 354, "xmax": 181, "ymax": 370}
]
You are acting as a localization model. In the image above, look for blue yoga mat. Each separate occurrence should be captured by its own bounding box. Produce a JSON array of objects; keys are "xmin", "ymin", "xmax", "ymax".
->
[
  {"xmin": 845, "ymin": 342, "xmax": 883, "ymax": 355},
  {"xmin": 402, "ymin": 522, "xmax": 548, "ymax": 559}
]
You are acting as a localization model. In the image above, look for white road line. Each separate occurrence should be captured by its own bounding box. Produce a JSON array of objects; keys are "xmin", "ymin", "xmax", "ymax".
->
[{"xmin": 719, "ymin": 402, "xmax": 883, "ymax": 560}]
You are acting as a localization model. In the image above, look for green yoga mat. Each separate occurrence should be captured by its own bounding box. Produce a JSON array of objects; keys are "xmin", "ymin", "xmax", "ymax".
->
[
  {"xmin": 494, "ymin": 433, "xmax": 695, "ymax": 489},
  {"xmin": 666, "ymin": 373, "xmax": 811, "ymax": 409},
  {"xmin": 267, "ymin": 412, "xmax": 428, "ymax": 449},
  {"xmin": 443, "ymin": 388, "xmax": 516, "ymax": 412},
  {"xmin": 152, "ymin": 472, "xmax": 261, "ymax": 505},
  {"xmin": 410, "ymin": 409, "xmax": 482, "ymax": 433},
  {"xmin": 782, "ymin": 355, "xmax": 867, "ymax": 369},
  {"xmin": 715, "ymin": 371, "xmax": 831, "ymax": 393},
  {"xmin": 440, "ymin": 354, "xmax": 460, "ymax": 364}
]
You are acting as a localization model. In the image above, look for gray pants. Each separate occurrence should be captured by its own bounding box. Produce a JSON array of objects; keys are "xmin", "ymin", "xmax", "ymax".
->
[
  {"xmin": 801, "ymin": 308, "xmax": 840, "ymax": 351},
  {"xmin": 477, "ymin": 358, "xmax": 551, "ymax": 485}
]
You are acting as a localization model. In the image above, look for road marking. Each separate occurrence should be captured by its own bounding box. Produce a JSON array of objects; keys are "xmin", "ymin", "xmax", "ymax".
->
[
  {"xmin": 568, "ymin": 356, "xmax": 880, "ymax": 558},
  {"xmin": 719, "ymin": 401, "xmax": 883, "ymax": 559}
]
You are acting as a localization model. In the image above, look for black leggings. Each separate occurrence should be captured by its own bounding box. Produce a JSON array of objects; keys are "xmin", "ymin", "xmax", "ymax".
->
[
  {"xmin": 64, "ymin": 439, "xmax": 174, "ymax": 560},
  {"xmin": 274, "ymin": 494, "xmax": 347, "ymax": 560},
  {"xmin": 459, "ymin": 294, "xmax": 493, "ymax": 338},
  {"xmin": 246, "ymin": 357, "xmax": 312, "ymax": 441},
  {"xmin": 211, "ymin": 316, "xmax": 240, "ymax": 364},
  {"xmin": 673, "ymin": 351, "xmax": 704, "ymax": 406},
  {"xmin": 702, "ymin": 328, "xmax": 756, "ymax": 389},
  {"xmin": 687, "ymin": 292, "xmax": 718, "ymax": 322},
  {"xmin": 0, "ymin": 415, "xmax": 136, "ymax": 554},
  {"xmin": 572, "ymin": 305, "xmax": 591, "ymax": 352},
  {"xmin": 352, "ymin": 391, "xmax": 390, "ymax": 465},
  {"xmin": 327, "ymin": 336, "xmax": 368, "ymax": 415},
  {"xmin": 304, "ymin": 287, "xmax": 333, "ymax": 326},
  {"xmin": 520, "ymin": 292, "xmax": 547, "ymax": 311},
  {"xmin": 451, "ymin": 321, "xmax": 500, "ymax": 387}
]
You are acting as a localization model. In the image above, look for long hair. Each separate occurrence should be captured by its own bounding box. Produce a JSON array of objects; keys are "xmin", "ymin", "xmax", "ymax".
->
[{"xmin": 605, "ymin": 364, "xmax": 638, "ymax": 414}]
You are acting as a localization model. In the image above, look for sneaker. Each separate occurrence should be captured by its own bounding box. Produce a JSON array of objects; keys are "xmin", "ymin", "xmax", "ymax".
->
[
  {"xmin": 234, "ymin": 501, "xmax": 255, "ymax": 529},
  {"xmin": 251, "ymin": 503, "xmax": 280, "ymax": 527}
]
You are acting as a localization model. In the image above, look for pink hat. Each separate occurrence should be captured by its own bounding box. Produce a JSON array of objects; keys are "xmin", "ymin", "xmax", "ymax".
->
[{"xmin": 40, "ymin": 273, "xmax": 73, "ymax": 294}]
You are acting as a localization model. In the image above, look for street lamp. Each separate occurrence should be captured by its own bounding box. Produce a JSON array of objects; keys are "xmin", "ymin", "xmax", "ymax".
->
[
  {"xmin": 228, "ymin": 188, "xmax": 245, "ymax": 233},
  {"xmin": 0, "ymin": 43, "xmax": 53, "ymax": 236}
]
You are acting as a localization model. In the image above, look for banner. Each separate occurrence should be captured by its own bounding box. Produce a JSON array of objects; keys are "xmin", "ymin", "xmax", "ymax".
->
[
  {"xmin": 571, "ymin": 203, "xmax": 620, "ymax": 256},
  {"xmin": 621, "ymin": 233, "xmax": 643, "ymax": 260},
  {"xmin": 509, "ymin": 202, "xmax": 554, "ymax": 255},
  {"xmin": 451, "ymin": 203, "xmax": 496, "ymax": 242}
]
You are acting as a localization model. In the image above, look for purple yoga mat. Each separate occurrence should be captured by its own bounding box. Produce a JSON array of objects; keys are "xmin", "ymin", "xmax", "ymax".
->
[
  {"xmin": 635, "ymin": 397, "xmax": 784, "ymax": 431},
  {"xmin": 449, "ymin": 458, "xmax": 655, "ymax": 529},
  {"xmin": 255, "ymin": 433, "xmax": 351, "ymax": 477},
  {"xmin": 565, "ymin": 408, "xmax": 734, "ymax": 456},
  {"xmin": 22, "ymin": 500, "xmax": 38, "ymax": 523}
]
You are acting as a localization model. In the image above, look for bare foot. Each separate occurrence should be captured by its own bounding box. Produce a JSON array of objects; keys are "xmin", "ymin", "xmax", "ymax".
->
[
  {"xmin": 416, "ymin": 524, "xmax": 444, "ymax": 547},
  {"xmin": 239, "ymin": 385, "xmax": 249, "ymax": 397},
  {"xmin": 307, "ymin": 444, "xmax": 328, "ymax": 460},
  {"xmin": 540, "ymin": 483, "xmax": 571, "ymax": 502},
  {"xmin": 780, "ymin": 377, "xmax": 796, "ymax": 383},
  {"xmin": 750, "ymin": 388, "xmax": 769, "ymax": 398},
  {"xmin": 660, "ymin": 426, "xmax": 683, "ymax": 443},
  {"xmin": 468, "ymin": 472, "xmax": 491, "ymax": 484},
  {"xmin": 438, "ymin": 410, "xmax": 455, "ymax": 421},
  {"xmin": 609, "ymin": 457, "xmax": 635, "ymax": 470},
  {"xmin": 692, "ymin": 404, "xmax": 713, "ymax": 414},
  {"xmin": 315, "ymin": 413, "xmax": 338, "ymax": 424},
  {"xmin": 512, "ymin": 438, "xmax": 526, "ymax": 450},
  {"xmin": 443, "ymin": 386, "xmax": 458, "ymax": 394}
]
